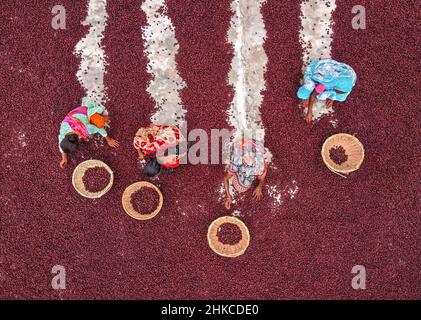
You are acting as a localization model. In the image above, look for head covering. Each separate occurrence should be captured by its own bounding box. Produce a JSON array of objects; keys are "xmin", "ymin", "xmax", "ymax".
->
[
  {"xmin": 315, "ymin": 83, "xmax": 327, "ymax": 94},
  {"xmin": 90, "ymin": 113, "xmax": 106, "ymax": 128}
]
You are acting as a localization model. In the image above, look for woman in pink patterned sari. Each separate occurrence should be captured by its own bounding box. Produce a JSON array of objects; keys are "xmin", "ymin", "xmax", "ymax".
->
[{"xmin": 133, "ymin": 124, "xmax": 186, "ymax": 177}]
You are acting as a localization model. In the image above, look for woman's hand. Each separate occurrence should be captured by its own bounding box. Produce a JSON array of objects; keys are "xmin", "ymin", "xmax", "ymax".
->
[
  {"xmin": 326, "ymin": 99, "xmax": 334, "ymax": 108},
  {"xmin": 59, "ymin": 159, "xmax": 67, "ymax": 169},
  {"xmin": 223, "ymin": 173, "xmax": 233, "ymax": 210},
  {"xmin": 253, "ymin": 185, "xmax": 263, "ymax": 200},
  {"xmin": 224, "ymin": 195, "xmax": 232, "ymax": 210},
  {"xmin": 105, "ymin": 136, "xmax": 120, "ymax": 148}
]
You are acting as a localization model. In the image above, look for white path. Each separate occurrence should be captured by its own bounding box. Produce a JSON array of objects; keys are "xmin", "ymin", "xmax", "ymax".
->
[
  {"xmin": 227, "ymin": 0, "xmax": 271, "ymax": 161},
  {"xmin": 74, "ymin": 0, "xmax": 108, "ymax": 109},
  {"xmin": 141, "ymin": 0, "xmax": 186, "ymax": 126},
  {"xmin": 299, "ymin": 0, "xmax": 337, "ymax": 122}
]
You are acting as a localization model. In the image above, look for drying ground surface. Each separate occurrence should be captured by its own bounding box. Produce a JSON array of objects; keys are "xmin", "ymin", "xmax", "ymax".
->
[{"xmin": 0, "ymin": 0, "xmax": 419, "ymax": 299}]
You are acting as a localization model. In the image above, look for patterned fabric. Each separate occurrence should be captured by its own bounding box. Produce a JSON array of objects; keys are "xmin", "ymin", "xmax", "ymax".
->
[
  {"xmin": 63, "ymin": 115, "xmax": 90, "ymax": 138},
  {"xmin": 226, "ymin": 139, "xmax": 266, "ymax": 193},
  {"xmin": 133, "ymin": 124, "xmax": 182, "ymax": 154},
  {"xmin": 133, "ymin": 124, "xmax": 185, "ymax": 168},
  {"xmin": 297, "ymin": 59, "xmax": 357, "ymax": 102},
  {"xmin": 66, "ymin": 106, "xmax": 89, "ymax": 118}
]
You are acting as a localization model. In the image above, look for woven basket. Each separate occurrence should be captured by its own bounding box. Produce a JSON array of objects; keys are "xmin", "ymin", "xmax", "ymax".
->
[
  {"xmin": 207, "ymin": 216, "xmax": 250, "ymax": 258},
  {"xmin": 122, "ymin": 181, "xmax": 163, "ymax": 221},
  {"xmin": 72, "ymin": 160, "xmax": 114, "ymax": 199},
  {"xmin": 321, "ymin": 133, "xmax": 365, "ymax": 176}
]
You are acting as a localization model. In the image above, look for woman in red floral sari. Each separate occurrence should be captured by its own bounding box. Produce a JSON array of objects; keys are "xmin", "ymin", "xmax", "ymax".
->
[{"xmin": 133, "ymin": 124, "xmax": 186, "ymax": 177}]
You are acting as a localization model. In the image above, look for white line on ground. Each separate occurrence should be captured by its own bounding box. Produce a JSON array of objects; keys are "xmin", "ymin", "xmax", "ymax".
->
[
  {"xmin": 74, "ymin": 0, "xmax": 108, "ymax": 110},
  {"xmin": 141, "ymin": 0, "xmax": 186, "ymax": 126}
]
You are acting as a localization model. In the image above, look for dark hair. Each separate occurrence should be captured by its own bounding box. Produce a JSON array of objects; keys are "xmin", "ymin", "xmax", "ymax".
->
[
  {"xmin": 60, "ymin": 134, "xmax": 79, "ymax": 153},
  {"xmin": 144, "ymin": 158, "xmax": 161, "ymax": 177}
]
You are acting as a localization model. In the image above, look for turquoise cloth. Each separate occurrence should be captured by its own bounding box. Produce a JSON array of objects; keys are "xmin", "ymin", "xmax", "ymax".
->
[
  {"xmin": 81, "ymin": 98, "xmax": 105, "ymax": 118},
  {"xmin": 297, "ymin": 59, "xmax": 357, "ymax": 102},
  {"xmin": 58, "ymin": 99, "xmax": 107, "ymax": 151}
]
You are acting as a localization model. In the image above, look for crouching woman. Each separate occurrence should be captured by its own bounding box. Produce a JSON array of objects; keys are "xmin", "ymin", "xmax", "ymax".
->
[
  {"xmin": 133, "ymin": 124, "xmax": 187, "ymax": 177},
  {"xmin": 223, "ymin": 139, "xmax": 267, "ymax": 210},
  {"xmin": 58, "ymin": 99, "xmax": 119, "ymax": 168}
]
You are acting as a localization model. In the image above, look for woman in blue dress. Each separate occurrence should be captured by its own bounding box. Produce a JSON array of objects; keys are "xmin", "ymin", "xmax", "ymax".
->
[{"xmin": 297, "ymin": 59, "xmax": 357, "ymax": 123}]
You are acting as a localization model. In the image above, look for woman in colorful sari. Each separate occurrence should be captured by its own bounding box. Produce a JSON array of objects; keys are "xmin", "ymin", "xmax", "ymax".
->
[
  {"xmin": 223, "ymin": 139, "xmax": 267, "ymax": 210},
  {"xmin": 133, "ymin": 124, "xmax": 187, "ymax": 177},
  {"xmin": 297, "ymin": 59, "xmax": 357, "ymax": 124},
  {"xmin": 58, "ymin": 98, "xmax": 119, "ymax": 168}
]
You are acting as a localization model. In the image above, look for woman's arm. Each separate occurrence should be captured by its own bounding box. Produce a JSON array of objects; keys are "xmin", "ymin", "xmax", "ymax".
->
[
  {"xmin": 223, "ymin": 172, "xmax": 232, "ymax": 210},
  {"xmin": 59, "ymin": 152, "xmax": 68, "ymax": 169},
  {"xmin": 137, "ymin": 148, "xmax": 145, "ymax": 160},
  {"xmin": 87, "ymin": 124, "xmax": 119, "ymax": 148},
  {"xmin": 306, "ymin": 90, "xmax": 318, "ymax": 124}
]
